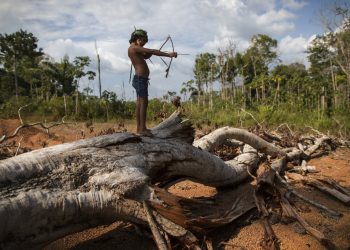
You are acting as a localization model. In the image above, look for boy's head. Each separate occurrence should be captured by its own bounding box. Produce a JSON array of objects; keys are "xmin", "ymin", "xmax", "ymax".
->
[{"xmin": 129, "ymin": 29, "xmax": 148, "ymax": 44}]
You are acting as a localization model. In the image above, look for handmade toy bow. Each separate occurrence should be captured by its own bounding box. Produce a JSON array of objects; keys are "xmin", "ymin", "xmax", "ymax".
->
[{"xmin": 158, "ymin": 35, "xmax": 175, "ymax": 78}]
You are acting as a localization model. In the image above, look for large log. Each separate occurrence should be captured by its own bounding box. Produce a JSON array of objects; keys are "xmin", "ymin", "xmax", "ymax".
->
[{"xmin": 0, "ymin": 112, "xmax": 265, "ymax": 249}]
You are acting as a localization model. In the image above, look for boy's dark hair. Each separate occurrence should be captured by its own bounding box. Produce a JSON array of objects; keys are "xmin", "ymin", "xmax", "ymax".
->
[{"xmin": 129, "ymin": 29, "xmax": 148, "ymax": 44}]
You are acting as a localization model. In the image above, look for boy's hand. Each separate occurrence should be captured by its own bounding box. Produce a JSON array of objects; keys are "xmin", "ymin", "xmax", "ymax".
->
[{"xmin": 170, "ymin": 52, "xmax": 177, "ymax": 58}]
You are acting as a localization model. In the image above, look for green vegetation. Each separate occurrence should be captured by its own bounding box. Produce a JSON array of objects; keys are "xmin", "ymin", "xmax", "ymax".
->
[{"xmin": 0, "ymin": 5, "xmax": 349, "ymax": 136}]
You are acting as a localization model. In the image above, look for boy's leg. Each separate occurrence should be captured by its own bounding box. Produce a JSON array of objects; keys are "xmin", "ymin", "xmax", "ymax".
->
[
  {"xmin": 136, "ymin": 97, "xmax": 141, "ymax": 134},
  {"xmin": 139, "ymin": 96, "xmax": 152, "ymax": 136}
]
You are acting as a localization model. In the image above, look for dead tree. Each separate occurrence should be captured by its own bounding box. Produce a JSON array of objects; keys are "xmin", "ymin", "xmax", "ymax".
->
[{"xmin": 0, "ymin": 112, "xmax": 348, "ymax": 249}]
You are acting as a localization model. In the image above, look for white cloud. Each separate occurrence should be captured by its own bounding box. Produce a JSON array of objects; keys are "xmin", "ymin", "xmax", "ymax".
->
[
  {"xmin": 244, "ymin": 0, "xmax": 277, "ymax": 12},
  {"xmin": 257, "ymin": 9, "xmax": 295, "ymax": 24},
  {"xmin": 278, "ymin": 34, "xmax": 315, "ymax": 66},
  {"xmin": 44, "ymin": 39, "xmax": 88, "ymax": 61},
  {"xmin": 282, "ymin": 0, "xmax": 307, "ymax": 10}
]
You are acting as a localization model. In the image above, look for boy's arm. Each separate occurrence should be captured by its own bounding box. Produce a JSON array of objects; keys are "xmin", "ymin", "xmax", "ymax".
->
[
  {"xmin": 143, "ymin": 53, "xmax": 152, "ymax": 59},
  {"xmin": 133, "ymin": 46, "xmax": 177, "ymax": 58}
]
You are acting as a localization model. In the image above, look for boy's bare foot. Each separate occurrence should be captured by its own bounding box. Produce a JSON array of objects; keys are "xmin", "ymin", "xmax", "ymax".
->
[{"xmin": 138, "ymin": 129, "xmax": 152, "ymax": 137}]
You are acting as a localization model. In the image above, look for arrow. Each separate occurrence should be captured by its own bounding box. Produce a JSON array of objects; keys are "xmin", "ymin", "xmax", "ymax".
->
[{"xmin": 161, "ymin": 52, "xmax": 190, "ymax": 56}]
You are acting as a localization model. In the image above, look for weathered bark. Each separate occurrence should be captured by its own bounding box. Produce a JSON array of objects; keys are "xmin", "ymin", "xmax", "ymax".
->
[{"xmin": 0, "ymin": 112, "xmax": 263, "ymax": 249}]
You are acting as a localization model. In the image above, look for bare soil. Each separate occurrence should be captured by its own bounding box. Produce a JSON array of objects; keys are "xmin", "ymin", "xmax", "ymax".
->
[{"xmin": 1, "ymin": 119, "xmax": 350, "ymax": 250}]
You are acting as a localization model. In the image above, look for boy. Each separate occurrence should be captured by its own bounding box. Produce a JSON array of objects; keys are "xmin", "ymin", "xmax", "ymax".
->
[{"xmin": 128, "ymin": 29, "xmax": 177, "ymax": 136}]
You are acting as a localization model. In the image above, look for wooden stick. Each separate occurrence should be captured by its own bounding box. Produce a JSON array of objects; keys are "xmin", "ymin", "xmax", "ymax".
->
[
  {"xmin": 276, "ymin": 123, "xmax": 294, "ymax": 136},
  {"xmin": 143, "ymin": 201, "xmax": 168, "ymax": 250},
  {"xmin": 307, "ymin": 179, "xmax": 350, "ymax": 205},
  {"xmin": 260, "ymin": 217, "xmax": 279, "ymax": 250},
  {"xmin": 15, "ymin": 136, "xmax": 23, "ymax": 156},
  {"xmin": 291, "ymin": 190, "xmax": 341, "ymax": 217},
  {"xmin": 163, "ymin": 230, "xmax": 172, "ymax": 250},
  {"xmin": 205, "ymin": 237, "xmax": 214, "ymax": 250},
  {"xmin": 319, "ymin": 178, "xmax": 350, "ymax": 196},
  {"xmin": 281, "ymin": 197, "xmax": 334, "ymax": 248},
  {"xmin": 304, "ymin": 136, "xmax": 330, "ymax": 156},
  {"xmin": 18, "ymin": 104, "xmax": 31, "ymax": 125},
  {"xmin": 254, "ymin": 192, "xmax": 279, "ymax": 249},
  {"xmin": 241, "ymin": 108, "xmax": 263, "ymax": 128},
  {"xmin": 277, "ymin": 173, "xmax": 341, "ymax": 217}
]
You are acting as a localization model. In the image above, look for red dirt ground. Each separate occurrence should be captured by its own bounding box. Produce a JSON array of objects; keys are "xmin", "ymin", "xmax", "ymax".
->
[{"xmin": 1, "ymin": 119, "xmax": 350, "ymax": 250}]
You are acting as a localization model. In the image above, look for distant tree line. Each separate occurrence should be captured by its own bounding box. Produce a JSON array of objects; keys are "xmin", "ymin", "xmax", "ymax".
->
[
  {"xmin": 0, "ymin": 29, "xmax": 133, "ymax": 121},
  {"xmin": 178, "ymin": 4, "xmax": 349, "ymax": 133},
  {"xmin": 183, "ymin": 24, "xmax": 350, "ymax": 116}
]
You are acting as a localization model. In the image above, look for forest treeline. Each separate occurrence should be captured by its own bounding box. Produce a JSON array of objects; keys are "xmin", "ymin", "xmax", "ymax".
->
[
  {"xmin": 0, "ymin": 29, "xmax": 136, "ymax": 121},
  {"xmin": 0, "ymin": 5, "xmax": 349, "ymax": 135}
]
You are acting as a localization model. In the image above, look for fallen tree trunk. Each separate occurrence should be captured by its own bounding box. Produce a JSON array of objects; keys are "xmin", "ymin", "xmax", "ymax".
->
[{"xmin": 0, "ymin": 112, "xmax": 262, "ymax": 249}]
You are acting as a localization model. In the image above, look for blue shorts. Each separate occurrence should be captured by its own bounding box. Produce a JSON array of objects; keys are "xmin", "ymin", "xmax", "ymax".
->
[{"xmin": 132, "ymin": 75, "xmax": 149, "ymax": 97}]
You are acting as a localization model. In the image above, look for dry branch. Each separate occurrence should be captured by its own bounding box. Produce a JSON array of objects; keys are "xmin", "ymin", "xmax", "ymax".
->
[
  {"xmin": 278, "ymin": 173, "xmax": 341, "ymax": 217},
  {"xmin": 193, "ymin": 126, "xmax": 285, "ymax": 158},
  {"xmin": 286, "ymin": 173, "xmax": 350, "ymax": 206},
  {"xmin": 280, "ymin": 197, "xmax": 334, "ymax": 249},
  {"xmin": 143, "ymin": 201, "xmax": 168, "ymax": 250},
  {"xmin": 306, "ymin": 179, "xmax": 350, "ymax": 205},
  {"xmin": 0, "ymin": 117, "xmax": 68, "ymax": 144}
]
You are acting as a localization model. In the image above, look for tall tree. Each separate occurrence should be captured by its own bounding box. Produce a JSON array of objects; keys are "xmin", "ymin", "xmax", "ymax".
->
[
  {"xmin": 246, "ymin": 34, "xmax": 278, "ymax": 79},
  {"xmin": 72, "ymin": 56, "xmax": 96, "ymax": 116},
  {"xmin": 0, "ymin": 29, "xmax": 43, "ymax": 102},
  {"xmin": 243, "ymin": 34, "xmax": 278, "ymax": 104},
  {"xmin": 307, "ymin": 35, "xmax": 336, "ymax": 115},
  {"xmin": 319, "ymin": 2, "xmax": 350, "ymax": 109},
  {"xmin": 95, "ymin": 40, "xmax": 102, "ymax": 98},
  {"xmin": 40, "ymin": 55, "xmax": 95, "ymax": 98},
  {"xmin": 193, "ymin": 53, "xmax": 217, "ymax": 106},
  {"xmin": 272, "ymin": 63, "xmax": 308, "ymax": 108},
  {"xmin": 234, "ymin": 52, "xmax": 249, "ymax": 108},
  {"xmin": 40, "ymin": 55, "xmax": 75, "ymax": 96},
  {"xmin": 331, "ymin": 18, "xmax": 350, "ymax": 108},
  {"xmin": 180, "ymin": 80, "xmax": 196, "ymax": 101},
  {"xmin": 217, "ymin": 41, "xmax": 237, "ymax": 102}
]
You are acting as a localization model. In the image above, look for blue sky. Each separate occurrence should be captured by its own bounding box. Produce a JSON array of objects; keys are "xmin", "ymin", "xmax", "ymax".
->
[{"xmin": 0, "ymin": 0, "xmax": 342, "ymax": 100}]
